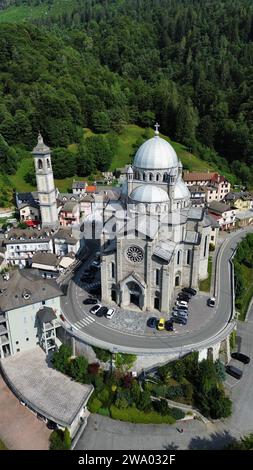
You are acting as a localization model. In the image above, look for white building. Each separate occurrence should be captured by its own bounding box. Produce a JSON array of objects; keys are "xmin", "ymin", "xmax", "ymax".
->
[
  {"xmin": 0, "ymin": 269, "xmax": 63, "ymax": 359},
  {"xmin": 3, "ymin": 228, "xmax": 54, "ymax": 267},
  {"xmin": 100, "ymin": 126, "xmax": 211, "ymax": 313},
  {"xmin": 32, "ymin": 134, "xmax": 58, "ymax": 229}
]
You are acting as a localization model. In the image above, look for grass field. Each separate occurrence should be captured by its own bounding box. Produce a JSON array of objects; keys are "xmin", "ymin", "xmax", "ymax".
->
[
  {"xmin": 0, "ymin": 124, "xmax": 215, "ymax": 204},
  {"xmin": 199, "ymin": 256, "xmax": 213, "ymax": 292},
  {"xmin": 236, "ymin": 264, "xmax": 253, "ymax": 321},
  {"xmin": 0, "ymin": 0, "xmax": 79, "ymax": 23}
]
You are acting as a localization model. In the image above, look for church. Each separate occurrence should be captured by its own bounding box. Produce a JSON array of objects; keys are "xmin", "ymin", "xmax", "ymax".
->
[{"xmin": 100, "ymin": 125, "xmax": 211, "ymax": 313}]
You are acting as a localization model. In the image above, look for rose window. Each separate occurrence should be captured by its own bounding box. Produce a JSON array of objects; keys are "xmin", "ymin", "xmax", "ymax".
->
[{"xmin": 126, "ymin": 245, "xmax": 144, "ymax": 263}]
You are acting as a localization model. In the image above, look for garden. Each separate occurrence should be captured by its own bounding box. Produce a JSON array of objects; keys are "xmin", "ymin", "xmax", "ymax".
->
[{"xmin": 51, "ymin": 345, "xmax": 185, "ymax": 426}]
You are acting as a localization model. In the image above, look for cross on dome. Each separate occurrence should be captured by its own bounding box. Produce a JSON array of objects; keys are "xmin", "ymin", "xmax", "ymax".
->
[{"xmin": 154, "ymin": 122, "xmax": 160, "ymax": 136}]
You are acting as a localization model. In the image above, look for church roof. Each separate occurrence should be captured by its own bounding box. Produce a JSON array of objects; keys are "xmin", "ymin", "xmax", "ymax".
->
[
  {"xmin": 130, "ymin": 185, "xmax": 169, "ymax": 203},
  {"xmin": 32, "ymin": 133, "xmax": 50, "ymax": 155},
  {"xmin": 153, "ymin": 240, "xmax": 176, "ymax": 262},
  {"xmin": 133, "ymin": 134, "xmax": 178, "ymax": 170}
]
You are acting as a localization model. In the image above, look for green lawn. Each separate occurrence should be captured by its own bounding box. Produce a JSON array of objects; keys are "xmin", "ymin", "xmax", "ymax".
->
[
  {"xmin": 236, "ymin": 264, "xmax": 253, "ymax": 321},
  {"xmin": 199, "ymin": 256, "xmax": 212, "ymax": 292},
  {"xmin": 0, "ymin": 0, "xmax": 79, "ymax": 24}
]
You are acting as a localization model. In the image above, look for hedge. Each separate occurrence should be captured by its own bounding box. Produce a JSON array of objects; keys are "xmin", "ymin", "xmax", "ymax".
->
[
  {"xmin": 88, "ymin": 397, "xmax": 102, "ymax": 413},
  {"xmin": 110, "ymin": 405, "xmax": 176, "ymax": 424},
  {"xmin": 98, "ymin": 407, "xmax": 111, "ymax": 417}
]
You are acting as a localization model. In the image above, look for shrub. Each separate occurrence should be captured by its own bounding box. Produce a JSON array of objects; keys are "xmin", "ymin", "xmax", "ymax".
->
[
  {"xmin": 93, "ymin": 346, "xmax": 111, "ymax": 363},
  {"xmin": 168, "ymin": 407, "xmax": 185, "ymax": 420},
  {"xmin": 110, "ymin": 405, "xmax": 176, "ymax": 424},
  {"xmin": 98, "ymin": 407, "xmax": 110, "ymax": 417},
  {"xmin": 88, "ymin": 397, "xmax": 102, "ymax": 414},
  {"xmin": 209, "ymin": 243, "xmax": 215, "ymax": 251},
  {"xmin": 114, "ymin": 353, "xmax": 137, "ymax": 371},
  {"xmin": 67, "ymin": 356, "xmax": 88, "ymax": 383},
  {"xmin": 51, "ymin": 344, "xmax": 72, "ymax": 374},
  {"xmin": 93, "ymin": 374, "xmax": 104, "ymax": 392},
  {"xmin": 166, "ymin": 385, "xmax": 184, "ymax": 400},
  {"xmin": 88, "ymin": 363, "xmax": 100, "ymax": 376},
  {"xmin": 98, "ymin": 388, "xmax": 110, "ymax": 406},
  {"xmin": 49, "ymin": 428, "xmax": 71, "ymax": 450}
]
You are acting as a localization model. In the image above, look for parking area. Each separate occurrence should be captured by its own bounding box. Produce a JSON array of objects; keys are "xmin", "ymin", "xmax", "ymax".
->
[
  {"xmin": 72, "ymin": 272, "xmax": 217, "ymax": 338},
  {"xmin": 0, "ymin": 374, "xmax": 50, "ymax": 450}
]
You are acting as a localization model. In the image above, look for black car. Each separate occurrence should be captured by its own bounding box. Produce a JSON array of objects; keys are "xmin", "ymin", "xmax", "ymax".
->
[
  {"xmin": 165, "ymin": 320, "xmax": 174, "ymax": 331},
  {"xmin": 83, "ymin": 298, "xmax": 98, "ymax": 305},
  {"xmin": 177, "ymin": 293, "xmax": 191, "ymax": 301},
  {"xmin": 182, "ymin": 287, "xmax": 197, "ymax": 296},
  {"xmin": 171, "ymin": 316, "xmax": 187, "ymax": 325},
  {"xmin": 81, "ymin": 273, "xmax": 95, "ymax": 282},
  {"xmin": 96, "ymin": 306, "xmax": 107, "ymax": 317},
  {"xmin": 231, "ymin": 352, "xmax": 250, "ymax": 364},
  {"xmin": 147, "ymin": 317, "xmax": 157, "ymax": 328},
  {"xmin": 226, "ymin": 365, "xmax": 243, "ymax": 379}
]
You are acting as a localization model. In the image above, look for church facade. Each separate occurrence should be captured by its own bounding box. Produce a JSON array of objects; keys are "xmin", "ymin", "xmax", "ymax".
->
[{"xmin": 101, "ymin": 127, "xmax": 211, "ymax": 313}]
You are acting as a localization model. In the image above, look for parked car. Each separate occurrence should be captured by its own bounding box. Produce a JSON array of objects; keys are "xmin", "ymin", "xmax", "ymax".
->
[
  {"xmin": 105, "ymin": 308, "xmax": 115, "ymax": 319},
  {"xmin": 171, "ymin": 316, "xmax": 187, "ymax": 325},
  {"xmin": 226, "ymin": 365, "xmax": 243, "ymax": 379},
  {"xmin": 182, "ymin": 287, "xmax": 197, "ymax": 296},
  {"xmin": 95, "ymin": 306, "xmax": 107, "ymax": 317},
  {"xmin": 90, "ymin": 304, "xmax": 102, "ymax": 315},
  {"xmin": 176, "ymin": 305, "xmax": 188, "ymax": 311},
  {"xmin": 19, "ymin": 400, "xmax": 26, "ymax": 406},
  {"xmin": 172, "ymin": 310, "xmax": 188, "ymax": 319},
  {"xmin": 83, "ymin": 298, "xmax": 98, "ymax": 305},
  {"xmin": 165, "ymin": 320, "xmax": 174, "ymax": 331},
  {"xmin": 177, "ymin": 293, "xmax": 191, "ymax": 302},
  {"xmin": 231, "ymin": 352, "xmax": 250, "ymax": 364},
  {"xmin": 157, "ymin": 318, "xmax": 165, "ymax": 331},
  {"xmin": 207, "ymin": 297, "xmax": 216, "ymax": 307},
  {"xmin": 37, "ymin": 413, "xmax": 48, "ymax": 423},
  {"xmin": 88, "ymin": 287, "xmax": 101, "ymax": 297},
  {"xmin": 91, "ymin": 260, "xmax": 101, "ymax": 268},
  {"xmin": 175, "ymin": 300, "xmax": 188, "ymax": 308},
  {"xmin": 147, "ymin": 317, "xmax": 158, "ymax": 328}
]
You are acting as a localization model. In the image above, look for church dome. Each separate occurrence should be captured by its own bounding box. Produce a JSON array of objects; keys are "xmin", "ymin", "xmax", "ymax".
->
[
  {"xmin": 133, "ymin": 135, "xmax": 178, "ymax": 170},
  {"xmin": 130, "ymin": 185, "xmax": 169, "ymax": 203},
  {"xmin": 174, "ymin": 179, "xmax": 190, "ymax": 200}
]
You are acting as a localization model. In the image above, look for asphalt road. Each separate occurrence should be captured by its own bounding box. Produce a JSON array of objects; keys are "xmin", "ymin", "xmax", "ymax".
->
[{"xmin": 61, "ymin": 227, "xmax": 253, "ymax": 352}]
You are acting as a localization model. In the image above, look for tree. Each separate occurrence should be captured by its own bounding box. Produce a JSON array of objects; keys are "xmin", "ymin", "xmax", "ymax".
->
[
  {"xmin": 51, "ymin": 148, "xmax": 76, "ymax": 179},
  {"xmin": 114, "ymin": 353, "xmax": 137, "ymax": 372},
  {"xmin": 86, "ymin": 135, "xmax": 113, "ymax": 172},
  {"xmin": 68, "ymin": 356, "xmax": 88, "ymax": 383},
  {"xmin": 49, "ymin": 428, "xmax": 71, "ymax": 450},
  {"xmin": 51, "ymin": 344, "xmax": 72, "ymax": 374},
  {"xmin": 0, "ymin": 134, "xmax": 18, "ymax": 174},
  {"xmin": 92, "ymin": 111, "xmax": 111, "ymax": 133}
]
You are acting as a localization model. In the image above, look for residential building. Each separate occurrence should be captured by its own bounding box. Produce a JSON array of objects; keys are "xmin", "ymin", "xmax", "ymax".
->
[
  {"xmin": 59, "ymin": 201, "xmax": 80, "ymax": 227},
  {"xmin": 16, "ymin": 192, "xmax": 40, "ymax": 226},
  {"xmin": 0, "ymin": 269, "xmax": 63, "ymax": 359},
  {"xmin": 52, "ymin": 228, "xmax": 81, "ymax": 256},
  {"xmin": 208, "ymin": 201, "xmax": 236, "ymax": 231},
  {"xmin": 183, "ymin": 171, "xmax": 231, "ymax": 202},
  {"xmin": 224, "ymin": 192, "xmax": 253, "ymax": 211},
  {"xmin": 3, "ymin": 228, "xmax": 53, "ymax": 267},
  {"xmin": 188, "ymin": 185, "xmax": 206, "ymax": 207}
]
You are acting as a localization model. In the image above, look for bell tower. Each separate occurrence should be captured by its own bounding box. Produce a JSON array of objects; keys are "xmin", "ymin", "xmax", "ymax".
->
[{"xmin": 32, "ymin": 133, "xmax": 58, "ymax": 229}]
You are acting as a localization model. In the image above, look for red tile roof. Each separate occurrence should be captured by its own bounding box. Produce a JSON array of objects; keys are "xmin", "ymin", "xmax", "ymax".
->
[{"xmin": 86, "ymin": 185, "xmax": 96, "ymax": 193}]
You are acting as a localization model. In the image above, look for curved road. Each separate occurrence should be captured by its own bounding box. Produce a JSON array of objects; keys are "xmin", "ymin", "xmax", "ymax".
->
[{"xmin": 61, "ymin": 227, "xmax": 253, "ymax": 353}]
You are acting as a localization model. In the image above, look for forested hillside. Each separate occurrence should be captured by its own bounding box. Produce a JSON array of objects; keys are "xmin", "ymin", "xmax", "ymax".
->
[{"xmin": 0, "ymin": 0, "xmax": 253, "ymax": 187}]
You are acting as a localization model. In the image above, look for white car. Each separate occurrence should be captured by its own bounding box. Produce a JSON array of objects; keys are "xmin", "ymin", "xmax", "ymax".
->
[
  {"xmin": 175, "ymin": 300, "xmax": 188, "ymax": 308},
  {"xmin": 105, "ymin": 308, "xmax": 115, "ymax": 319},
  {"xmin": 208, "ymin": 297, "xmax": 216, "ymax": 307},
  {"xmin": 90, "ymin": 303, "xmax": 102, "ymax": 315},
  {"xmin": 91, "ymin": 259, "xmax": 101, "ymax": 268}
]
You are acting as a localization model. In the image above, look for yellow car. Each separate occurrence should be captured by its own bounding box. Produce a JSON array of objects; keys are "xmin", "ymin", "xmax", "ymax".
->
[{"xmin": 157, "ymin": 318, "xmax": 165, "ymax": 331}]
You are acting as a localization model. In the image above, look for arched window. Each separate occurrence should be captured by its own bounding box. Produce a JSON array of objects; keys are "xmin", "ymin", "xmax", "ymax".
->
[
  {"xmin": 163, "ymin": 174, "xmax": 167, "ymax": 182},
  {"xmin": 149, "ymin": 173, "xmax": 153, "ymax": 181},
  {"xmin": 143, "ymin": 173, "xmax": 146, "ymax": 181},
  {"xmin": 175, "ymin": 275, "xmax": 180, "ymax": 287},
  {"xmin": 47, "ymin": 158, "xmax": 50, "ymax": 168},
  {"xmin": 38, "ymin": 159, "xmax": 43, "ymax": 170},
  {"xmin": 111, "ymin": 262, "xmax": 115, "ymax": 278},
  {"xmin": 187, "ymin": 250, "xmax": 191, "ymax": 265},
  {"xmin": 177, "ymin": 251, "xmax": 181, "ymax": 265}
]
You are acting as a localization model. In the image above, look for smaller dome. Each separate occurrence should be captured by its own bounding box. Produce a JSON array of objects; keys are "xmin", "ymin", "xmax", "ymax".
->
[
  {"xmin": 174, "ymin": 179, "xmax": 190, "ymax": 200},
  {"xmin": 130, "ymin": 185, "xmax": 169, "ymax": 203}
]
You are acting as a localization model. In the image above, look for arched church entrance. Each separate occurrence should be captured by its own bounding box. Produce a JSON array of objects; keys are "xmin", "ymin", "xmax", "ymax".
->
[{"xmin": 127, "ymin": 281, "xmax": 142, "ymax": 308}]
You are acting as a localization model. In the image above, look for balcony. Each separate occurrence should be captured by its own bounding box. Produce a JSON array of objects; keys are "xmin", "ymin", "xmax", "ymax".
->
[
  {"xmin": 0, "ymin": 325, "xmax": 8, "ymax": 335},
  {"xmin": 0, "ymin": 335, "xmax": 9, "ymax": 346}
]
